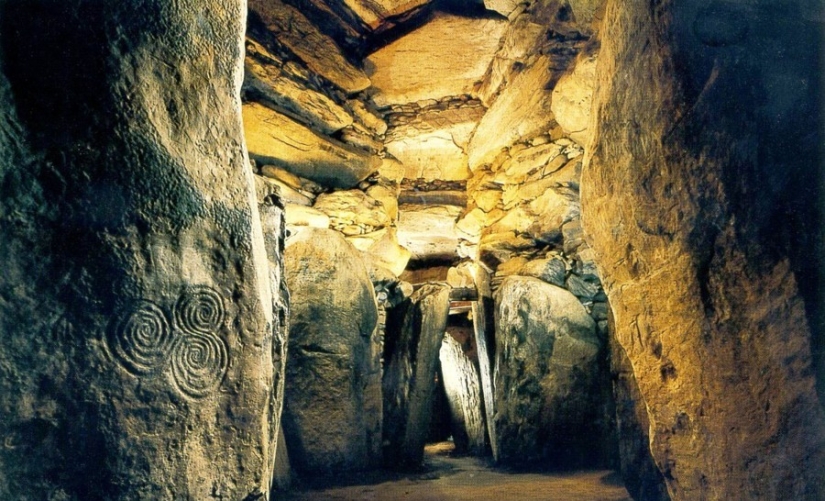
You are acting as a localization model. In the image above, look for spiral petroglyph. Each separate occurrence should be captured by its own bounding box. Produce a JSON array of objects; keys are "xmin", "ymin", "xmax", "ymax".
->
[
  {"xmin": 170, "ymin": 333, "xmax": 229, "ymax": 399},
  {"xmin": 174, "ymin": 286, "xmax": 226, "ymax": 335},
  {"xmin": 108, "ymin": 300, "xmax": 174, "ymax": 375}
]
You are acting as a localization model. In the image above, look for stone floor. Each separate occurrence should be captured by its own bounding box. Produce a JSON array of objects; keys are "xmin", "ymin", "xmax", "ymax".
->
[{"xmin": 281, "ymin": 442, "xmax": 632, "ymax": 501}]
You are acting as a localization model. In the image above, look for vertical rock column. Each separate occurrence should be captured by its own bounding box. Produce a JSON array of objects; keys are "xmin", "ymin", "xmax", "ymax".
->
[
  {"xmin": 383, "ymin": 283, "xmax": 451, "ymax": 468},
  {"xmin": 582, "ymin": 0, "xmax": 825, "ymax": 499},
  {"xmin": 439, "ymin": 331, "xmax": 486, "ymax": 455},
  {"xmin": 283, "ymin": 228, "xmax": 381, "ymax": 474},
  {"xmin": 0, "ymin": 1, "xmax": 282, "ymax": 499}
]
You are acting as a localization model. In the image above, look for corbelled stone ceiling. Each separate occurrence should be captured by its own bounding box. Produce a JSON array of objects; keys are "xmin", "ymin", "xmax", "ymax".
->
[{"xmin": 0, "ymin": 0, "xmax": 822, "ymax": 500}]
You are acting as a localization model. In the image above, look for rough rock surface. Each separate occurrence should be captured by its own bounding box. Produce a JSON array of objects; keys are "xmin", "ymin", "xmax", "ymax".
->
[
  {"xmin": 366, "ymin": 13, "xmax": 507, "ymax": 107},
  {"xmin": 582, "ymin": 1, "xmax": 825, "ymax": 498},
  {"xmin": 283, "ymin": 228, "xmax": 381, "ymax": 473},
  {"xmin": 551, "ymin": 54, "xmax": 597, "ymax": 147},
  {"xmin": 0, "ymin": 2, "xmax": 283, "ymax": 499},
  {"xmin": 244, "ymin": 38, "xmax": 354, "ymax": 135},
  {"xmin": 440, "ymin": 332, "xmax": 486, "ymax": 455},
  {"xmin": 396, "ymin": 204, "xmax": 462, "ymax": 262},
  {"xmin": 383, "ymin": 283, "xmax": 451, "ymax": 468},
  {"xmin": 243, "ymin": 102, "xmax": 379, "ymax": 189},
  {"xmin": 249, "ymin": 0, "xmax": 371, "ymax": 94},
  {"xmin": 493, "ymin": 277, "xmax": 602, "ymax": 466}
]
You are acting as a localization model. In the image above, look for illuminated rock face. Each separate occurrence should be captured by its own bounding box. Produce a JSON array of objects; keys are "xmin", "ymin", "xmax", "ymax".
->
[
  {"xmin": 0, "ymin": 1, "xmax": 283, "ymax": 499},
  {"xmin": 283, "ymin": 228, "xmax": 381, "ymax": 473},
  {"xmin": 582, "ymin": 1, "xmax": 825, "ymax": 499}
]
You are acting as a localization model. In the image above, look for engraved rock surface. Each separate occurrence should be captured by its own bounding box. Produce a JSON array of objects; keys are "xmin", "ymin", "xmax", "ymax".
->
[
  {"xmin": 0, "ymin": 2, "xmax": 284, "ymax": 499},
  {"xmin": 283, "ymin": 228, "xmax": 382, "ymax": 473}
]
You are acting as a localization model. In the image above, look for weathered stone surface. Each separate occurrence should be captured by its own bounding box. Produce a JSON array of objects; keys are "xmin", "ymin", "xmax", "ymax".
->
[
  {"xmin": 582, "ymin": 1, "xmax": 825, "ymax": 498},
  {"xmin": 472, "ymin": 266, "xmax": 498, "ymax": 460},
  {"xmin": 261, "ymin": 164, "xmax": 323, "ymax": 196},
  {"xmin": 249, "ymin": 0, "xmax": 371, "ymax": 93},
  {"xmin": 314, "ymin": 189, "xmax": 392, "ymax": 235},
  {"xmin": 440, "ymin": 333, "xmax": 486, "ymax": 455},
  {"xmin": 366, "ymin": 184, "xmax": 399, "ymax": 221},
  {"xmin": 255, "ymin": 173, "xmax": 315, "ymax": 207},
  {"xmin": 493, "ymin": 276, "xmax": 602, "ymax": 466},
  {"xmin": 244, "ymin": 38, "xmax": 354, "ymax": 135},
  {"xmin": 283, "ymin": 228, "xmax": 381, "ymax": 473},
  {"xmin": 244, "ymin": 102, "xmax": 380, "ymax": 189},
  {"xmin": 396, "ymin": 204, "xmax": 462, "ymax": 261},
  {"xmin": 469, "ymin": 55, "xmax": 557, "ymax": 170},
  {"xmin": 609, "ymin": 311, "xmax": 670, "ymax": 501},
  {"xmin": 383, "ymin": 283, "xmax": 452, "ymax": 468},
  {"xmin": 348, "ymin": 99, "xmax": 388, "ymax": 136},
  {"xmin": 0, "ymin": 2, "xmax": 283, "ymax": 498},
  {"xmin": 284, "ymin": 204, "xmax": 331, "ymax": 228},
  {"xmin": 385, "ymin": 101, "xmax": 484, "ymax": 181},
  {"xmin": 484, "ymin": 0, "xmax": 520, "ymax": 17},
  {"xmin": 520, "ymin": 256, "xmax": 567, "ymax": 287},
  {"xmin": 366, "ymin": 13, "xmax": 507, "ymax": 107},
  {"xmin": 551, "ymin": 54, "xmax": 597, "ymax": 147},
  {"xmin": 331, "ymin": 0, "xmax": 431, "ymax": 32},
  {"xmin": 350, "ymin": 227, "xmax": 412, "ymax": 277}
]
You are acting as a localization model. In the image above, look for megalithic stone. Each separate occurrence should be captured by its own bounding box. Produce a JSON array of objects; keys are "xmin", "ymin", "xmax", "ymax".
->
[
  {"xmin": 383, "ymin": 283, "xmax": 451, "ymax": 468},
  {"xmin": 0, "ymin": 1, "xmax": 283, "ymax": 499},
  {"xmin": 472, "ymin": 265, "xmax": 499, "ymax": 460},
  {"xmin": 439, "ymin": 332, "xmax": 486, "ymax": 455}
]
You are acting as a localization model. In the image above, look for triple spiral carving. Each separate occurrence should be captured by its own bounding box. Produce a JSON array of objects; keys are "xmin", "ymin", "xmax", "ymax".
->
[{"xmin": 108, "ymin": 286, "xmax": 229, "ymax": 399}]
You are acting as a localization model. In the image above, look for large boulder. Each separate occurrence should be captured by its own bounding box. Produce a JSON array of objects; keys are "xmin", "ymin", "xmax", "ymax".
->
[
  {"xmin": 283, "ymin": 228, "xmax": 381, "ymax": 473},
  {"xmin": 493, "ymin": 276, "xmax": 603, "ymax": 466},
  {"xmin": 582, "ymin": 1, "xmax": 825, "ymax": 498},
  {"xmin": 0, "ymin": 1, "xmax": 283, "ymax": 499}
]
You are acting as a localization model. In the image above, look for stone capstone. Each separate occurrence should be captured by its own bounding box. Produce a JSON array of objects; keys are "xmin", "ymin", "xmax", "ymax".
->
[
  {"xmin": 366, "ymin": 13, "xmax": 507, "ymax": 107},
  {"xmin": 243, "ymin": 102, "xmax": 380, "ymax": 189},
  {"xmin": 249, "ymin": 0, "xmax": 371, "ymax": 94},
  {"xmin": 283, "ymin": 228, "xmax": 381, "ymax": 473},
  {"xmin": 244, "ymin": 38, "xmax": 354, "ymax": 135}
]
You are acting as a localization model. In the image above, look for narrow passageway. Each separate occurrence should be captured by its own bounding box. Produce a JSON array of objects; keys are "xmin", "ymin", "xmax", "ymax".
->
[{"xmin": 282, "ymin": 442, "xmax": 631, "ymax": 501}]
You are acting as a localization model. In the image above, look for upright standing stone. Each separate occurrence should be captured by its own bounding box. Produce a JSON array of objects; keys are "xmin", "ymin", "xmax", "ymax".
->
[
  {"xmin": 582, "ymin": 1, "xmax": 825, "ymax": 498},
  {"xmin": 493, "ymin": 276, "xmax": 602, "ymax": 467},
  {"xmin": 0, "ymin": 1, "xmax": 283, "ymax": 499},
  {"xmin": 383, "ymin": 283, "xmax": 451, "ymax": 468},
  {"xmin": 439, "ymin": 332, "xmax": 486, "ymax": 455},
  {"xmin": 283, "ymin": 228, "xmax": 381, "ymax": 474},
  {"xmin": 472, "ymin": 266, "xmax": 499, "ymax": 460}
]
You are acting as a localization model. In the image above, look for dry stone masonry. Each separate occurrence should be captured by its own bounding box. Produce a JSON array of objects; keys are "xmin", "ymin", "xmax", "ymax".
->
[{"xmin": 1, "ymin": 0, "xmax": 822, "ymax": 499}]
